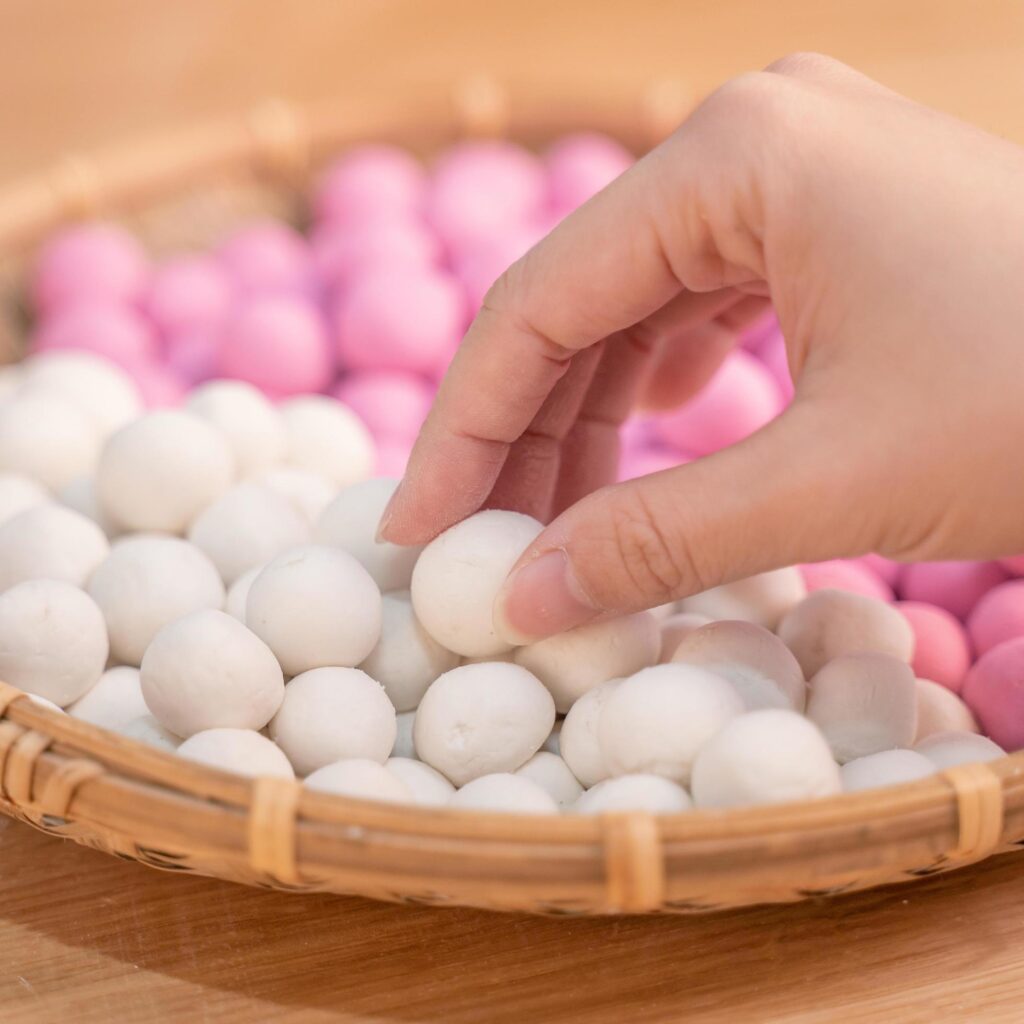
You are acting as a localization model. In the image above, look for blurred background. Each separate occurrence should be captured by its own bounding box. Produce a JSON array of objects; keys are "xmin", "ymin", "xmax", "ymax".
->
[{"xmin": 2, "ymin": 0, "xmax": 1023, "ymax": 183}]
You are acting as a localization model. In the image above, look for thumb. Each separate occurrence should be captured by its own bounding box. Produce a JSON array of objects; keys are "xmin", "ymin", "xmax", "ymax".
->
[{"xmin": 493, "ymin": 399, "xmax": 876, "ymax": 643}]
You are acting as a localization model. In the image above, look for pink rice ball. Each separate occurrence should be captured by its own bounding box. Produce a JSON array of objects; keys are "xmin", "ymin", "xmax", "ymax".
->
[
  {"xmin": 751, "ymin": 328, "xmax": 795, "ymax": 403},
  {"xmin": 219, "ymin": 295, "xmax": 333, "ymax": 396},
  {"xmin": 898, "ymin": 560, "xmax": 1009, "ymax": 622},
  {"xmin": 332, "ymin": 371, "xmax": 434, "ymax": 442},
  {"xmin": 310, "ymin": 219, "xmax": 439, "ymax": 294},
  {"xmin": 312, "ymin": 145, "xmax": 426, "ymax": 225},
  {"xmin": 426, "ymin": 141, "xmax": 547, "ymax": 251},
  {"xmin": 144, "ymin": 255, "xmax": 233, "ymax": 338},
  {"xmin": 129, "ymin": 363, "xmax": 187, "ymax": 408},
  {"xmin": 966, "ymin": 580, "xmax": 1024, "ymax": 657},
  {"xmin": 856, "ymin": 553, "xmax": 902, "ymax": 586},
  {"xmin": 962, "ymin": 638, "xmax": 1024, "ymax": 751},
  {"xmin": 738, "ymin": 309, "xmax": 780, "ymax": 350},
  {"xmin": 31, "ymin": 222, "xmax": 148, "ymax": 314},
  {"xmin": 333, "ymin": 267, "xmax": 464, "ymax": 377},
  {"xmin": 544, "ymin": 132, "xmax": 633, "ymax": 215},
  {"xmin": 896, "ymin": 600, "xmax": 972, "ymax": 692},
  {"xmin": 998, "ymin": 555, "xmax": 1024, "ymax": 575},
  {"xmin": 453, "ymin": 222, "xmax": 547, "ymax": 313},
  {"xmin": 800, "ymin": 560, "xmax": 893, "ymax": 602},
  {"xmin": 654, "ymin": 349, "xmax": 782, "ymax": 456},
  {"xmin": 217, "ymin": 221, "xmax": 313, "ymax": 297},
  {"xmin": 163, "ymin": 329, "xmax": 222, "ymax": 387},
  {"xmin": 32, "ymin": 304, "xmax": 158, "ymax": 368}
]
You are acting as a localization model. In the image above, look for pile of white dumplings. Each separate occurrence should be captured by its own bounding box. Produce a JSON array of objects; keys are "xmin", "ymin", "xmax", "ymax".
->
[{"xmin": 0, "ymin": 351, "xmax": 1004, "ymax": 816}]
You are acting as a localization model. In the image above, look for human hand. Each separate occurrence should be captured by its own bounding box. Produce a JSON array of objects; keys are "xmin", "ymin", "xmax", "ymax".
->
[{"xmin": 380, "ymin": 54, "xmax": 1024, "ymax": 643}]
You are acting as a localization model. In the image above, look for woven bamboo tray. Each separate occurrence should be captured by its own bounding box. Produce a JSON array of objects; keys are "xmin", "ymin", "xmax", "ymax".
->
[{"xmin": 0, "ymin": 86, "xmax": 1021, "ymax": 915}]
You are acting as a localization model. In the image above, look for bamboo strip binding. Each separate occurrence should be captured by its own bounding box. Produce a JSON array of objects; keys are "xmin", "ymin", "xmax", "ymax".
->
[{"xmin": 0, "ymin": 92, "xmax": 1022, "ymax": 914}]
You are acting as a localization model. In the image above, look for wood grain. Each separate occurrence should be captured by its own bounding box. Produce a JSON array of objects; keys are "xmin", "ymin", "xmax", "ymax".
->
[{"xmin": 0, "ymin": 815, "xmax": 1022, "ymax": 1024}]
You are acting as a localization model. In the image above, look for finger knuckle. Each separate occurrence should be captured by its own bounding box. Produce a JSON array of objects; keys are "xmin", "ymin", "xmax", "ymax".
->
[{"xmin": 699, "ymin": 71, "xmax": 789, "ymax": 127}]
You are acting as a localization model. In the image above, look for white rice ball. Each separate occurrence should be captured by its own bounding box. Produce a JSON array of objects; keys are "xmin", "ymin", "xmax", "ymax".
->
[
  {"xmin": 386, "ymin": 757, "xmax": 454, "ymax": 806},
  {"xmin": 0, "ymin": 503, "xmax": 109, "ymax": 592},
  {"xmin": 280, "ymin": 396, "xmax": 375, "ymax": 486},
  {"xmin": 140, "ymin": 609, "xmax": 285, "ymax": 736},
  {"xmin": 0, "ymin": 579, "xmax": 108, "ymax": 706},
  {"xmin": 391, "ymin": 710, "xmax": 417, "ymax": 758},
  {"xmin": 841, "ymin": 749, "xmax": 936, "ymax": 793},
  {"xmin": 514, "ymin": 751, "xmax": 583, "ymax": 807},
  {"xmin": 305, "ymin": 758, "xmax": 412, "ymax": 803},
  {"xmin": 598, "ymin": 664, "xmax": 743, "ymax": 784},
  {"xmin": 68, "ymin": 666, "xmax": 149, "ymax": 731},
  {"xmin": 21, "ymin": 351, "xmax": 141, "ymax": 438},
  {"xmin": 690, "ymin": 709, "xmax": 842, "ymax": 808},
  {"xmin": 314, "ymin": 477, "xmax": 423, "ymax": 591},
  {"xmin": 678, "ymin": 568, "xmax": 806, "ymax": 630},
  {"xmin": 542, "ymin": 721, "xmax": 562, "ymax": 755},
  {"xmin": 225, "ymin": 565, "xmax": 261, "ymax": 621},
  {"xmin": 245, "ymin": 545, "xmax": 382, "ymax": 675},
  {"xmin": 574, "ymin": 775, "xmax": 692, "ymax": 815},
  {"xmin": 0, "ymin": 473, "xmax": 48, "ymax": 527},
  {"xmin": 178, "ymin": 728, "xmax": 294, "ymax": 779},
  {"xmin": 0, "ymin": 393, "xmax": 100, "ymax": 491},
  {"xmin": 514, "ymin": 612, "xmax": 659, "ymax": 713},
  {"xmin": 914, "ymin": 730, "xmax": 1006, "ymax": 769},
  {"xmin": 449, "ymin": 773, "xmax": 558, "ymax": 815},
  {"xmin": 359, "ymin": 591, "xmax": 459, "ymax": 712},
  {"xmin": 560, "ymin": 680, "xmax": 622, "ymax": 788},
  {"xmin": 414, "ymin": 662, "xmax": 555, "ymax": 785},
  {"xmin": 657, "ymin": 611, "xmax": 712, "ymax": 662},
  {"xmin": 96, "ymin": 410, "xmax": 235, "ymax": 533},
  {"xmin": 87, "ymin": 534, "xmax": 225, "ymax": 665},
  {"xmin": 410, "ymin": 510, "xmax": 543, "ymax": 657},
  {"xmin": 915, "ymin": 678, "xmax": 979, "ymax": 741},
  {"xmin": 120, "ymin": 713, "xmax": 181, "ymax": 751},
  {"xmin": 58, "ymin": 476, "xmax": 120, "ymax": 538},
  {"xmin": 256, "ymin": 466, "xmax": 337, "ymax": 525},
  {"xmin": 268, "ymin": 667, "xmax": 396, "ymax": 776},
  {"xmin": 187, "ymin": 379, "xmax": 287, "ymax": 478},
  {"xmin": 671, "ymin": 620, "xmax": 806, "ymax": 711},
  {"xmin": 187, "ymin": 481, "xmax": 309, "ymax": 584}
]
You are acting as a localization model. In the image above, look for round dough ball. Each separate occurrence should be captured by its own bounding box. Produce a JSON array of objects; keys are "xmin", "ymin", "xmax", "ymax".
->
[
  {"xmin": 542, "ymin": 721, "xmax": 562, "ymax": 755},
  {"xmin": 806, "ymin": 652, "xmax": 917, "ymax": 763},
  {"xmin": 678, "ymin": 567, "xmax": 806, "ymax": 630},
  {"xmin": 657, "ymin": 611, "xmax": 712, "ymax": 662},
  {"xmin": 225, "ymin": 565, "xmax": 261, "ymax": 621},
  {"xmin": 88, "ymin": 535, "xmax": 225, "ymax": 665},
  {"xmin": 178, "ymin": 728, "xmax": 294, "ymax": 779},
  {"xmin": 269, "ymin": 667, "xmax": 396, "ymax": 776},
  {"xmin": 245, "ymin": 545, "xmax": 382, "ymax": 675},
  {"xmin": 599, "ymin": 664, "xmax": 744, "ymax": 784},
  {"xmin": 915, "ymin": 677, "xmax": 978, "ymax": 741},
  {"xmin": 21, "ymin": 351, "xmax": 141, "ymax": 438},
  {"xmin": 560, "ymin": 680, "xmax": 622, "ymax": 788},
  {"xmin": 914, "ymin": 730, "xmax": 1006, "ymax": 769},
  {"xmin": 141, "ymin": 609, "xmax": 285, "ymax": 736},
  {"xmin": 314, "ymin": 477, "xmax": 422, "ymax": 590},
  {"xmin": 0, "ymin": 579, "xmax": 108, "ymax": 705},
  {"xmin": 840, "ymin": 749, "xmax": 936, "ymax": 793},
  {"xmin": 97, "ymin": 410, "xmax": 235, "ymax": 533},
  {"xmin": 410, "ymin": 510, "xmax": 543, "ymax": 657},
  {"xmin": 449, "ymin": 773, "xmax": 558, "ymax": 815},
  {"xmin": 514, "ymin": 612, "xmax": 659, "ymax": 713},
  {"xmin": 574, "ymin": 775, "xmax": 692, "ymax": 815},
  {"xmin": 359, "ymin": 591, "xmax": 459, "ymax": 711},
  {"xmin": 414, "ymin": 662, "xmax": 555, "ymax": 785},
  {"xmin": 514, "ymin": 751, "xmax": 583, "ymax": 807},
  {"xmin": 186, "ymin": 379, "xmax": 287, "ymax": 478},
  {"xmin": 0, "ymin": 504, "xmax": 109, "ymax": 592},
  {"xmin": 391, "ymin": 710, "xmax": 417, "ymax": 758},
  {"xmin": 690, "ymin": 709, "xmax": 841, "ymax": 808},
  {"xmin": 0, "ymin": 473, "xmax": 49, "ymax": 527},
  {"xmin": 68, "ymin": 666, "xmax": 149, "ymax": 731},
  {"xmin": 187, "ymin": 482, "xmax": 309, "ymax": 584},
  {"xmin": 386, "ymin": 757, "xmax": 454, "ymax": 806},
  {"xmin": 120, "ymin": 713, "xmax": 181, "ymax": 751},
  {"xmin": 305, "ymin": 758, "xmax": 412, "ymax": 803},
  {"xmin": 256, "ymin": 466, "xmax": 337, "ymax": 525},
  {"xmin": 280, "ymin": 395, "xmax": 375, "ymax": 486},
  {"xmin": 58, "ymin": 476, "xmax": 120, "ymax": 538},
  {"xmin": 0, "ymin": 393, "xmax": 101, "ymax": 491},
  {"xmin": 671, "ymin": 620, "xmax": 806, "ymax": 711},
  {"xmin": 777, "ymin": 588, "xmax": 914, "ymax": 678}
]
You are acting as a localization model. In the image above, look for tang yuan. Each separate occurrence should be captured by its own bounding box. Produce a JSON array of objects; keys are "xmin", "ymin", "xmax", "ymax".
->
[
  {"xmin": 678, "ymin": 567, "xmax": 806, "ymax": 630},
  {"xmin": 178, "ymin": 728, "xmax": 294, "ymax": 779},
  {"xmin": 305, "ymin": 759, "xmax": 412, "ymax": 803},
  {"xmin": 449, "ymin": 773, "xmax": 558, "ymax": 815},
  {"xmin": 575, "ymin": 775, "xmax": 691, "ymax": 816},
  {"xmin": 0, "ymin": 504, "xmax": 109, "ymax": 592}
]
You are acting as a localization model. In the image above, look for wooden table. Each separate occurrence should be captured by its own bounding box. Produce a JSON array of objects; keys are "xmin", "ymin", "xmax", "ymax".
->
[{"xmin": 1, "ymin": 815, "xmax": 1021, "ymax": 1023}]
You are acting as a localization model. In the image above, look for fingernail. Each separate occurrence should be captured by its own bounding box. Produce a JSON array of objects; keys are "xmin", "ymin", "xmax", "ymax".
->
[
  {"xmin": 375, "ymin": 484, "xmax": 402, "ymax": 543},
  {"xmin": 494, "ymin": 548, "xmax": 600, "ymax": 644}
]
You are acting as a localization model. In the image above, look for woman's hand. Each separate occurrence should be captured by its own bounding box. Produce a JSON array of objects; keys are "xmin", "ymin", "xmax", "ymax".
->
[{"xmin": 380, "ymin": 54, "xmax": 1024, "ymax": 642}]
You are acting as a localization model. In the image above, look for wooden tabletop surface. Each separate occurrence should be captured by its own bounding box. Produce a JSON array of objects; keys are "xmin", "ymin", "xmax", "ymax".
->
[{"xmin": 1, "ymin": 815, "xmax": 1022, "ymax": 1023}]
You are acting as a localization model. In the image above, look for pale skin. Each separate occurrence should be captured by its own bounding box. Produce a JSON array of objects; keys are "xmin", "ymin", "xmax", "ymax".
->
[{"xmin": 379, "ymin": 53, "xmax": 1024, "ymax": 643}]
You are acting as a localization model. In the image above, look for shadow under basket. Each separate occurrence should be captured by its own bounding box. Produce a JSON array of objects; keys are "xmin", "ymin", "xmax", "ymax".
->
[{"xmin": 0, "ymin": 88, "xmax": 1021, "ymax": 915}]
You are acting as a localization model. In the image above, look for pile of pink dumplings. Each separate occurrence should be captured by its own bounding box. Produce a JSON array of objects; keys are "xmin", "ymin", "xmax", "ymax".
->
[{"xmin": 0, "ymin": 131, "xmax": 1022, "ymax": 815}]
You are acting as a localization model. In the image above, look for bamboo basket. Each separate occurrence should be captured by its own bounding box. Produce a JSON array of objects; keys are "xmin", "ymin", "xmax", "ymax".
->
[{"xmin": 0, "ymin": 84, "xmax": 1021, "ymax": 916}]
